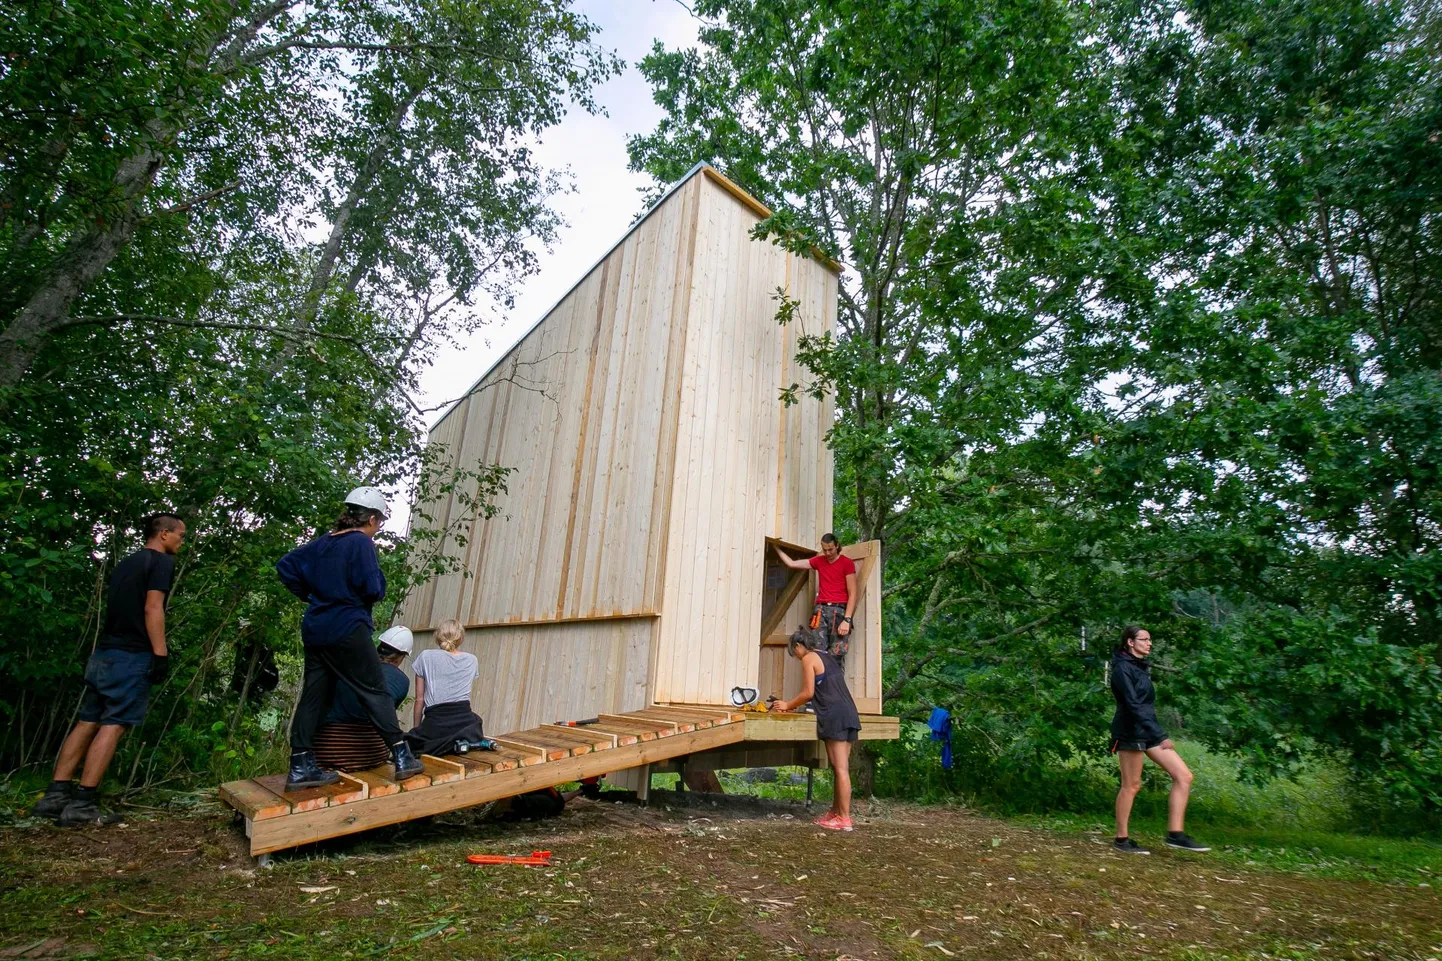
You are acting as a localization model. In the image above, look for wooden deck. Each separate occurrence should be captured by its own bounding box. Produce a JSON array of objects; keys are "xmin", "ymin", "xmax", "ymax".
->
[{"xmin": 220, "ymin": 705, "xmax": 899, "ymax": 856}]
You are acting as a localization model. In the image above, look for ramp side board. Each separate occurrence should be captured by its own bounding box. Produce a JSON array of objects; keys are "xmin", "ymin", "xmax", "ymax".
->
[
  {"xmin": 221, "ymin": 707, "xmax": 900, "ymax": 856},
  {"xmin": 245, "ymin": 721, "xmax": 743, "ymax": 854}
]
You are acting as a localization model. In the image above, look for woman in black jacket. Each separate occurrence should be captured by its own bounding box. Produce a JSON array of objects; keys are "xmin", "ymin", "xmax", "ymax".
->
[{"xmin": 1110, "ymin": 625, "xmax": 1209, "ymax": 854}]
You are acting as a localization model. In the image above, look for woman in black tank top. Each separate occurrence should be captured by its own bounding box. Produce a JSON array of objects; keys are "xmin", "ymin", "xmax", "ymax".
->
[{"xmin": 769, "ymin": 628, "xmax": 861, "ymax": 831}]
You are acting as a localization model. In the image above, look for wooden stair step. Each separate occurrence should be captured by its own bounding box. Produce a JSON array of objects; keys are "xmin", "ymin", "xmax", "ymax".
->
[
  {"xmin": 350, "ymin": 767, "xmax": 402, "ymax": 798},
  {"xmin": 622, "ymin": 709, "xmax": 700, "ymax": 732},
  {"xmin": 542, "ymin": 724, "xmax": 618, "ymax": 750},
  {"xmin": 567, "ymin": 722, "xmax": 639, "ymax": 746},
  {"xmin": 218, "ymin": 779, "xmax": 289, "ymax": 821},
  {"xmin": 662, "ymin": 704, "xmax": 748, "ymax": 722},
  {"xmin": 641, "ymin": 706, "xmax": 728, "ymax": 727},
  {"xmin": 255, "ymin": 772, "xmax": 366, "ymax": 812},
  {"xmin": 507, "ymin": 728, "xmax": 590, "ymax": 758},
  {"xmin": 442, "ymin": 753, "xmax": 495, "ymax": 777},
  {"xmin": 420, "ymin": 755, "xmax": 465, "ymax": 784},
  {"xmin": 490, "ymin": 737, "xmax": 556, "ymax": 764},
  {"xmin": 595, "ymin": 714, "xmax": 677, "ymax": 738}
]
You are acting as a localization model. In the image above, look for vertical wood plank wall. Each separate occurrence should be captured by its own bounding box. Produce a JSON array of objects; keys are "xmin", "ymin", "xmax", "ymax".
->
[
  {"xmin": 398, "ymin": 165, "xmax": 845, "ymax": 724},
  {"xmin": 399, "ymin": 176, "xmax": 703, "ymax": 631},
  {"xmin": 649, "ymin": 176, "xmax": 838, "ymax": 705}
]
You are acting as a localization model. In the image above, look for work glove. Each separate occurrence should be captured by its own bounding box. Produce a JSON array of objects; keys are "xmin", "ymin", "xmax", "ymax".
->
[{"xmin": 148, "ymin": 654, "xmax": 170, "ymax": 685}]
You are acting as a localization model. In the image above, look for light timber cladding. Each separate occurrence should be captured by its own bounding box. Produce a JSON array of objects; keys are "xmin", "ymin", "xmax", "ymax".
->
[{"xmin": 397, "ymin": 164, "xmax": 874, "ymax": 719}]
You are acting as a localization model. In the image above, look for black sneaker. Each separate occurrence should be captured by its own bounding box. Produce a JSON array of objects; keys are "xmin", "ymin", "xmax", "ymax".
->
[
  {"xmin": 57, "ymin": 798, "xmax": 124, "ymax": 828},
  {"xmin": 33, "ymin": 784, "xmax": 74, "ymax": 820},
  {"xmin": 1113, "ymin": 837, "xmax": 1150, "ymax": 854},
  {"xmin": 1165, "ymin": 831, "xmax": 1211, "ymax": 852}
]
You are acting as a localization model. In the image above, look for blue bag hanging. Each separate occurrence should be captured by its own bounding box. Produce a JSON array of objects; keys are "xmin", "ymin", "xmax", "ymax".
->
[{"xmin": 927, "ymin": 706, "xmax": 953, "ymax": 770}]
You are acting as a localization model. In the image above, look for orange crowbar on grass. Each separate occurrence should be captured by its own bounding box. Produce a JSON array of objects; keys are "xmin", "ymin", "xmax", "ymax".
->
[{"xmin": 466, "ymin": 850, "xmax": 552, "ymax": 866}]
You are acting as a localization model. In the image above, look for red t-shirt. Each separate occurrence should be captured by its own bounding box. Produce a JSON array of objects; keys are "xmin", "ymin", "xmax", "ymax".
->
[{"xmin": 809, "ymin": 553, "xmax": 856, "ymax": 604}]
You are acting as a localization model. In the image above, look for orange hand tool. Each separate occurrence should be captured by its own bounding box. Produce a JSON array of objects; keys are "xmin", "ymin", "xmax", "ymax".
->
[{"xmin": 467, "ymin": 850, "xmax": 553, "ymax": 866}]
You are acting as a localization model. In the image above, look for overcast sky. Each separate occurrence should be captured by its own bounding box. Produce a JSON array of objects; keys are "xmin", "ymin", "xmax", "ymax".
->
[{"xmin": 415, "ymin": 0, "xmax": 701, "ymax": 420}]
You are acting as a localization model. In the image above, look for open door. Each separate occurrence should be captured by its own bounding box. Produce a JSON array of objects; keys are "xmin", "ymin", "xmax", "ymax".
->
[{"xmin": 757, "ymin": 538, "xmax": 882, "ymax": 715}]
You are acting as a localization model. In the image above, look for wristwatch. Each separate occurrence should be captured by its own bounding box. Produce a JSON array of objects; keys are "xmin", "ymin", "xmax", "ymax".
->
[{"xmin": 841, "ymin": 616, "xmax": 853, "ymax": 625}]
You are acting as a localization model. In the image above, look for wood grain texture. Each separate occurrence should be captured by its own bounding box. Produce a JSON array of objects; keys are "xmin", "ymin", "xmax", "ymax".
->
[
  {"xmin": 254, "ymin": 773, "xmax": 365, "ymax": 812},
  {"xmin": 218, "ymin": 780, "xmax": 289, "ymax": 821},
  {"xmin": 395, "ymin": 165, "xmax": 862, "ymax": 729}
]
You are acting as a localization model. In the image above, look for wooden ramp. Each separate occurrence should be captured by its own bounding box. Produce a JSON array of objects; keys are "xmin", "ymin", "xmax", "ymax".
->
[{"xmin": 220, "ymin": 705, "xmax": 745, "ymax": 856}]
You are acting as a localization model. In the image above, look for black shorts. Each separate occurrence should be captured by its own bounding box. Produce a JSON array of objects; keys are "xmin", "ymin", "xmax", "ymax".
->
[
  {"xmin": 78, "ymin": 649, "xmax": 154, "ymax": 727},
  {"xmin": 1111, "ymin": 736, "xmax": 1163, "ymax": 753}
]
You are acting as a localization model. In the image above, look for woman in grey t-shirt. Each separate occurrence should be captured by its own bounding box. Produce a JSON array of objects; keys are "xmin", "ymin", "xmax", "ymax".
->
[{"xmin": 405, "ymin": 619, "xmax": 484, "ymax": 756}]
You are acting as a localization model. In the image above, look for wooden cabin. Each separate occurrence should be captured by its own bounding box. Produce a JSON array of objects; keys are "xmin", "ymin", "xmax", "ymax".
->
[{"xmin": 396, "ymin": 163, "xmax": 883, "ymax": 737}]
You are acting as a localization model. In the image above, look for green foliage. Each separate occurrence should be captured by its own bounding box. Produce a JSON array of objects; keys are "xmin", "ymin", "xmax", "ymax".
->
[
  {"xmin": 632, "ymin": 0, "xmax": 1442, "ymax": 810},
  {"xmin": 0, "ymin": 1, "xmax": 616, "ymax": 783}
]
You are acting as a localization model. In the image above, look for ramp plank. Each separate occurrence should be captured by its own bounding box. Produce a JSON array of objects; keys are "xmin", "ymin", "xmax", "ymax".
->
[
  {"xmin": 662, "ymin": 704, "xmax": 747, "ymax": 722},
  {"xmin": 491, "ymin": 738, "xmax": 554, "ymax": 764},
  {"xmin": 596, "ymin": 714, "xmax": 677, "ymax": 738},
  {"xmin": 420, "ymin": 755, "xmax": 465, "ymax": 784},
  {"xmin": 219, "ymin": 780, "xmax": 289, "ymax": 821},
  {"xmin": 623, "ymin": 709, "xmax": 699, "ymax": 732},
  {"xmin": 581, "ymin": 723, "xmax": 641, "ymax": 745},
  {"xmin": 443, "ymin": 753, "xmax": 495, "ymax": 777},
  {"xmin": 639, "ymin": 706, "xmax": 728, "ymax": 726},
  {"xmin": 536, "ymin": 725, "xmax": 617, "ymax": 751},
  {"xmin": 510, "ymin": 728, "xmax": 591, "ymax": 757},
  {"xmin": 255, "ymin": 773, "xmax": 365, "ymax": 811},
  {"xmin": 351, "ymin": 768, "xmax": 402, "ymax": 797}
]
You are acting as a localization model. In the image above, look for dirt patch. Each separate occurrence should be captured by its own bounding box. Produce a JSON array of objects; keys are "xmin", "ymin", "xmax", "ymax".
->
[{"xmin": 0, "ymin": 795, "xmax": 1438, "ymax": 960}]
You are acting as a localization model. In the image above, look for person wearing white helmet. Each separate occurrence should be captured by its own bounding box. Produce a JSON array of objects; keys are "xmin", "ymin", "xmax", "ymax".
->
[
  {"xmin": 276, "ymin": 488, "xmax": 425, "ymax": 789},
  {"xmin": 313, "ymin": 626, "xmax": 415, "ymax": 772}
]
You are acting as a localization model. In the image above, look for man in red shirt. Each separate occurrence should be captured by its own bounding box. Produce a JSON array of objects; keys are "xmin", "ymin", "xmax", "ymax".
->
[{"xmin": 773, "ymin": 534, "xmax": 857, "ymax": 667}]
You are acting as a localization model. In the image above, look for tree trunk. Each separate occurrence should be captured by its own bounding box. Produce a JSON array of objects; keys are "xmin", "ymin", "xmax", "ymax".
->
[
  {"xmin": 274, "ymin": 83, "xmax": 425, "ymax": 367},
  {"xmin": 0, "ymin": 143, "xmax": 165, "ymax": 387}
]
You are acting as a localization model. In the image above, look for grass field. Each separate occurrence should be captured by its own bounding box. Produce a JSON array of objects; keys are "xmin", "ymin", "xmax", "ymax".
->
[{"xmin": 1, "ymin": 782, "xmax": 1439, "ymax": 961}]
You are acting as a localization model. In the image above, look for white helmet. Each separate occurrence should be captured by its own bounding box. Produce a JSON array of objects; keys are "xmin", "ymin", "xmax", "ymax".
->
[
  {"xmin": 344, "ymin": 486, "xmax": 389, "ymax": 518},
  {"xmin": 378, "ymin": 626, "xmax": 414, "ymax": 654}
]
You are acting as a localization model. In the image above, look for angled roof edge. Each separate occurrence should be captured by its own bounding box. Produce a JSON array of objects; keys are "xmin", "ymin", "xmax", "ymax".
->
[{"xmin": 431, "ymin": 162, "xmax": 840, "ymax": 428}]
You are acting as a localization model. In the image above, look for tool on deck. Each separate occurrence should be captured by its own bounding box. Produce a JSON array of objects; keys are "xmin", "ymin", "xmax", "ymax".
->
[
  {"xmin": 553, "ymin": 718, "xmax": 600, "ymax": 726},
  {"xmin": 467, "ymin": 850, "xmax": 553, "ymax": 866}
]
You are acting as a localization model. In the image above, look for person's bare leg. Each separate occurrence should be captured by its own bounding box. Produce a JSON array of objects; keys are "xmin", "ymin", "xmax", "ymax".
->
[
  {"xmin": 1145, "ymin": 745, "xmax": 1193, "ymax": 832},
  {"xmin": 827, "ymin": 740, "xmax": 853, "ymax": 819},
  {"xmin": 52, "ymin": 722, "xmax": 102, "ymax": 782},
  {"xmin": 1115, "ymin": 750, "xmax": 1145, "ymax": 838},
  {"xmin": 78, "ymin": 725, "xmax": 126, "ymax": 788}
]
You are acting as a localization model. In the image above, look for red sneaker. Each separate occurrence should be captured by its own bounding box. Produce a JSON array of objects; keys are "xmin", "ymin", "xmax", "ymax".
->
[
  {"xmin": 812, "ymin": 812, "xmax": 840, "ymax": 827},
  {"xmin": 818, "ymin": 815, "xmax": 854, "ymax": 832}
]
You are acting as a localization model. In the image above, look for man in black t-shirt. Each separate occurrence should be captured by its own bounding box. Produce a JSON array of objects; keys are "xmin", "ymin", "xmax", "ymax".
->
[{"xmin": 33, "ymin": 513, "xmax": 186, "ymax": 826}]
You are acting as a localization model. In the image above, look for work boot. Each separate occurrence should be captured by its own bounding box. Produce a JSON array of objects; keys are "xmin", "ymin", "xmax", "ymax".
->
[
  {"xmin": 286, "ymin": 751, "xmax": 340, "ymax": 791},
  {"xmin": 33, "ymin": 782, "xmax": 73, "ymax": 820},
  {"xmin": 392, "ymin": 740, "xmax": 425, "ymax": 781},
  {"xmin": 58, "ymin": 790, "xmax": 123, "ymax": 828}
]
